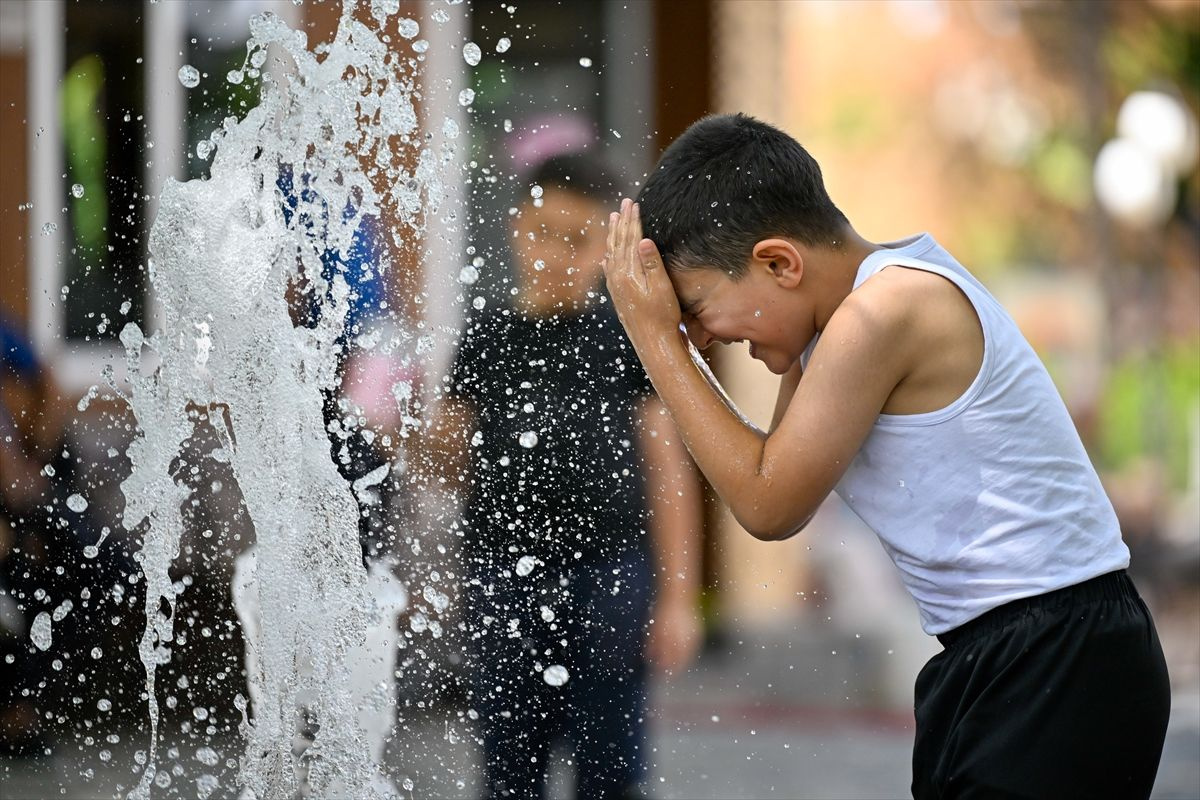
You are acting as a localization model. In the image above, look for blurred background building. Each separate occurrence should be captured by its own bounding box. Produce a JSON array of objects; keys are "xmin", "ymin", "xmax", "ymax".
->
[{"xmin": 1, "ymin": 0, "xmax": 1197, "ymax": 797}]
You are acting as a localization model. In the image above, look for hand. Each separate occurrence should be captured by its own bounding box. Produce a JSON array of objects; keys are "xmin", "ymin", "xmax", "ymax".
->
[
  {"xmin": 602, "ymin": 198, "xmax": 681, "ymax": 344},
  {"xmin": 646, "ymin": 593, "xmax": 703, "ymax": 675}
]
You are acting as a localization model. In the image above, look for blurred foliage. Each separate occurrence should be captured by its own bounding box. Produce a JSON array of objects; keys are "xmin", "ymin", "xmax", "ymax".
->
[
  {"xmin": 1103, "ymin": 6, "xmax": 1200, "ymax": 103},
  {"xmin": 62, "ymin": 55, "xmax": 109, "ymax": 257},
  {"xmin": 1029, "ymin": 134, "xmax": 1092, "ymax": 211},
  {"xmin": 1099, "ymin": 342, "xmax": 1200, "ymax": 491}
]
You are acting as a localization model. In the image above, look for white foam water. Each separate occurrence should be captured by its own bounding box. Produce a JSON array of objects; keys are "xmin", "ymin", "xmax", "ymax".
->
[{"xmin": 117, "ymin": 3, "xmax": 453, "ymax": 797}]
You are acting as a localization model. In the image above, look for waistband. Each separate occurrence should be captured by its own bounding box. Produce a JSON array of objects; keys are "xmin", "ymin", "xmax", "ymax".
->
[{"xmin": 937, "ymin": 570, "xmax": 1138, "ymax": 648}]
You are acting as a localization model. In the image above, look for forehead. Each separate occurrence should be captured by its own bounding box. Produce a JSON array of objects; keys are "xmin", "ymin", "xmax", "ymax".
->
[{"xmin": 668, "ymin": 266, "xmax": 730, "ymax": 305}]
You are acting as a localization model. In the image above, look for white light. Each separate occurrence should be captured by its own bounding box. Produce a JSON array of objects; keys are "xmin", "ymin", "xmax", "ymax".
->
[
  {"xmin": 1117, "ymin": 90, "xmax": 1199, "ymax": 176},
  {"xmin": 1093, "ymin": 138, "xmax": 1176, "ymax": 228}
]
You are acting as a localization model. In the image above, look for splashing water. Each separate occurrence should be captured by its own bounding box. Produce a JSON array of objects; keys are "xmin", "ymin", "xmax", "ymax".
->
[
  {"xmin": 117, "ymin": 3, "xmax": 454, "ymax": 798},
  {"xmin": 542, "ymin": 665, "xmax": 570, "ymax": 687}
]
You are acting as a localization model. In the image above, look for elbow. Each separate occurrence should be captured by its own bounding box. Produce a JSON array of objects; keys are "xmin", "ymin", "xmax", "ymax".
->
[{"xmin": 735, "ymin": 505, "xmax": 815, "ymax": 542}]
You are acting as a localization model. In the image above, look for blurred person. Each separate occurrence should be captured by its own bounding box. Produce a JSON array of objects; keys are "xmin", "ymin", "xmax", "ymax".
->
[
  {"xmin": 603, "ymin": 114, "xmax": 1170, "ymax": 799},
  {"xmin": 0, "ymin": 314, "xmax": 68, "ymax": 755},
  {"xmin": 422, "ymin": 152, "xmax": 704, "ymax": 800}
]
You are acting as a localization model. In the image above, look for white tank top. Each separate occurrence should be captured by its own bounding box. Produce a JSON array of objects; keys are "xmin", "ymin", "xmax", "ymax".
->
[{"xmin": 806, "ymin": 233, "xmax": 1129, "ymax": 634}]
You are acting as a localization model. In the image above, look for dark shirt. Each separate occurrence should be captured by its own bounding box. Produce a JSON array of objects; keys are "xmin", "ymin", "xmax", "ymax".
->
[{"xmin": 449, "ymin": 300, "xmax": 655, "ymax": 568}]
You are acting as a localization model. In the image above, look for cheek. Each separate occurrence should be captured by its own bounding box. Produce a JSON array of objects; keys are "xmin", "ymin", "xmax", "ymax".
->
[{"xmin": 576, "ymin": 237, "xmax": 606, "ymax": 266}]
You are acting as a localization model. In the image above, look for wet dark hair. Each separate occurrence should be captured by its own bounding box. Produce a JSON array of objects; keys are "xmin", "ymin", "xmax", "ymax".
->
[
  {"xmin": 525, "ymin": 151, "xmax": 618, "ymax": 204},
  {"xmin": 636, "ymin": 113, "xmax": 849, "ymax": 278}
]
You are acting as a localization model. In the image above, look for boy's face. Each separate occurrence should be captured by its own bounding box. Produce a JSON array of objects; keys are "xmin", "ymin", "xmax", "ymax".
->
[
  {"xmin": 510, "ymin": 186, "xmax": 608, "ymax": 307},
  {"xmin": 670, "ymin": 261, "xmax": 815, "ymax": 375}
]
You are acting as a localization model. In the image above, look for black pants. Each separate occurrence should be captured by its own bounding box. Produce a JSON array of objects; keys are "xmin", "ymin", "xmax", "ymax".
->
[
  {"xmin": 912, "ymin": 570, "xmax": 1170, "ymax": 799},
  {"xmin": 466, "ymin": 555, "xmax": 652, "ymax": 800}
]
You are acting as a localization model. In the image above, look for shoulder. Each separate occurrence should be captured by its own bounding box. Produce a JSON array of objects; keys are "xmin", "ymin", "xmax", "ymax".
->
[
  {"xmin": 817, "ymin": 265, "xmax": 961, "ymax": 382},
  {"xmin": 842, "ymin": 264, "xmax": 976, "ymax": 340},
  {"xmin": 830, "ymin": 268, "xmax": 922, "ymax": 341}
]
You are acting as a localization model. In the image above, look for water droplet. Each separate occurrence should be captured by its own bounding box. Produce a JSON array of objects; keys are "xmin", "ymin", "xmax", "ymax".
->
[
  {"xmin": 458, "ymin": 88, "xmax": 475, "ymax": 107},
  {"xmin": 52, "ymin": 600, "xmax": 73, "ymax": 621},
  {"xmin": 530, "ymin": 184, "xmax": 543, "ymax": 199},
  {"xmin": 459, "ymin": 265, "xmax": 479, "ymax": 284},
  {"xmin": 30, "ymin": 612, "xmax": 52, "ymax": 651},
  {"xmin": 472, "ymin": 296, "xmax": 486, "ymax": 310},
  {"xmin": 495, "ymin": 37, "xmax": 511, "ymax": 53},
  {"xmin": 196, "ymin": 140, "xmax": 213, "ymax": 160},
  {"xmin": 97, "ymin": 698, "xmax": 112, "ymax": 712},
  {"xmin": 463, "ymin": 42, "xmax": 481, "ymax": 66},
  {"xmin": 226, "ymin": 70, "xmax": 244, "ymax": 85},
  {"xmin": 41, "ymin": 222, "xmax": 57, "ymax": 236},
  {"xmin": 533, "ymin": 259, "xmax": 545, "ymax": 272},
  {"xmin": 515, "ymin": 555, "xmax": 538, "ymax": 577},
  {"xmin": 518, "ymin": 431, "xmax": 538, "ymax": 448},
  {"xmin": 91, "ymin": 647, "xmax": 103, "ymax": 659},
  {"xmin": 71, "ymin": 183, "xmax": 85, "ymax": 198},
  {"xmin": 192, "ymin": 706, "xmax": 208, "ymax": 721},
  {"xmin": 578, "ymin": 56, "xmax": 593, "ymax": 68},
  {"xmin": 540, "ymin": 605, "xmax": 554, "ymax": 622},
  {"xmin": 412, "ymin": 39, "xmax": 429, "ymax": 53},
  {"xmin": 178, "ymin": 65, "xmax": 200, "ymax": 88},
  {"xmin": 67, "ymin": 493, "xmax": 88, "ymax": 513},
  {"xmin": 542, "ymin": 665, "xmax": 569, "ymax": 686},
  {"xmin": 398, "ymin": 18, "xmax": 419, "ymax": 38},
  {"xmin": 196, "ymin": 774, "xmax": 220, "ymax": 799},
  {"xmin": 503, "ymin": 118, "xmax": 513, "ymax": 133}
]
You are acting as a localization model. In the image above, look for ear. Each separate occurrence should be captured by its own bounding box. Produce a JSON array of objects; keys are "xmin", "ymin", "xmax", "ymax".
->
[{"xmin": 751, "ymin": 238, "xmax": 803, "ymax": 289}]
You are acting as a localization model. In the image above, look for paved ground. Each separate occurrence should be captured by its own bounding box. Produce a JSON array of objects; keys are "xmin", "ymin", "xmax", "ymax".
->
[{"xmin": 3, "ymin": 686, "xmax": 1196, "ymax": 799}]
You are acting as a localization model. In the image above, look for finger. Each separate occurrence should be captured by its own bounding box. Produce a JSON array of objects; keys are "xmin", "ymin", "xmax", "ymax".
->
[
  {"xmin": 604, "ymin": 211, "xmax": 619, "ymax": 276},
  {"xmin": 613, "ymin": 202, "xmax": 625, "ymax": 265},
  {"xmin": 638, "ymin": 238, "xmax": 663, "ymax": 272},
  {"xmin": 606, "ymin": 210, "xmax": 618, "ymax": 257},
  {"xmin": 623, "ymin": 199, "xmax": 639, "ymax": 280},
  {"xmin": 630, "ymin": 202, "xmax": 645, "ymax": 280},
  {"xmin": 639, "ymin": 238, "xmax": 675, "ymax": 301}
]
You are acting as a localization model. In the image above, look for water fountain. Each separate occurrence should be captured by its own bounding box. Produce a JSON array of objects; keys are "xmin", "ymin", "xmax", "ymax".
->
[{"xmin": 114, "ymin": 4, "xmax": 455, "ymax": 796}]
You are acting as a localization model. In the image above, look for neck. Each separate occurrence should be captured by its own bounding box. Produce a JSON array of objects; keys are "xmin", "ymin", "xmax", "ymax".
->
[
  {"xmin": 811, "ymin": 226, "xmax": 882, "ymax": 332},
  {"xmin": 514, "ymin": 287, "xmax": 596, "ymax": 316}
]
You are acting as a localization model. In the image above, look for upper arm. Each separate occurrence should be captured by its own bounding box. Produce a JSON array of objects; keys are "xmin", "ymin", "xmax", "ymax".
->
[{"xmin": 751, "ymin": 286, "xmax": 914, "ymax": 537}]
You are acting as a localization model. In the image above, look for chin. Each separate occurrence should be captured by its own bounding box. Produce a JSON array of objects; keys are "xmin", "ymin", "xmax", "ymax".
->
[{"xmin": 751, "ymin": 347, "xmax": 785, "ymax": 375}]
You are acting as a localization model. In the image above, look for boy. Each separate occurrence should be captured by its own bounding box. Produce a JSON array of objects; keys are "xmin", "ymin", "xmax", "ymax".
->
[
  {"xmin": 429, "ymin": 152, "xmax": 704, "ymax": 799},
  {"xmin": 602, "ymin": 113, "xmax": 1170, "ymax": 798}
]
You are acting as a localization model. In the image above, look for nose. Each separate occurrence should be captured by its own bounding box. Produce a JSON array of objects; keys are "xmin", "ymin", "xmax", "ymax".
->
[{"xmin": 683, "ymin": 317, "xmax": 715, "ymax": 350}]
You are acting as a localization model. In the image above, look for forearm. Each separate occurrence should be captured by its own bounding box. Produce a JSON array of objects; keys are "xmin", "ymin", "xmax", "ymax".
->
[
  {"xmin": 640, "ymin": 399, "xmax": 704, "ymax": 601},
  {"xmin": 683, "ymin": 335, "xmax": 765, "ymax": 435},
  {"xmin": 410, "ymin": 397, "xmax": 474, "ymax": 492},
  {"xmin": 632, "ymin": 330, "xmax": 796, "ymax": 539}
]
